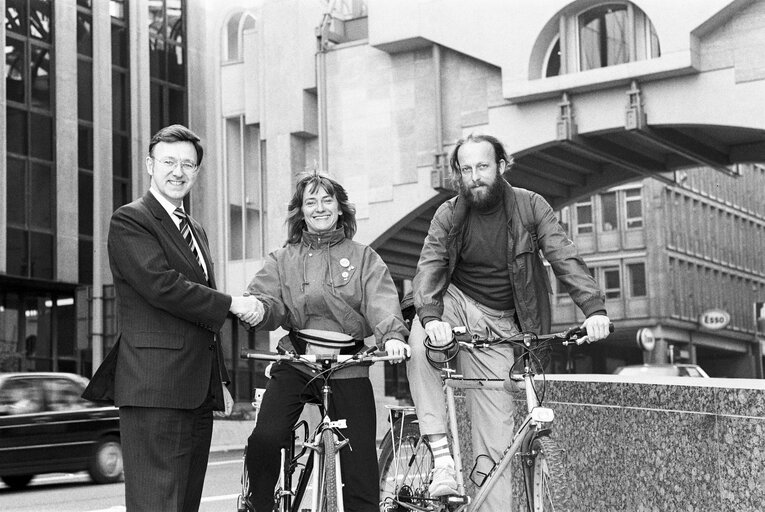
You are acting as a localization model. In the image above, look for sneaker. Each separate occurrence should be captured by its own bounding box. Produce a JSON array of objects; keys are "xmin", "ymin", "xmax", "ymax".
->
[{"xmin": 428, "ymin": 465, "xmax": 459, "ymax": 497}]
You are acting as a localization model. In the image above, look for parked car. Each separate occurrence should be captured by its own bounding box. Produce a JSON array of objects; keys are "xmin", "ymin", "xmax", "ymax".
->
[
  {"xmin": 613, "ymin": 363, "xmax": 710, "ymax": 378},
  {"xmin": 0, "ymin": 372, "xmax": 122, "ymax": 489}
]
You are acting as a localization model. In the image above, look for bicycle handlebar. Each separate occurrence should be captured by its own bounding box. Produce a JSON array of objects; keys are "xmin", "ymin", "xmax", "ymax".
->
[
  {"xmin": 239, "ymin": 349, "xmax": 405, "ymax": 364},
  {"xmin": 450, "ymin": 323, "xmax": 615, "ymax": 348}
]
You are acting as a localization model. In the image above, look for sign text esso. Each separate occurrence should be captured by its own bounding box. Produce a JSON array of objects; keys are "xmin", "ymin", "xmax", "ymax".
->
[{"xmin": 699, "ymin": 309, "xmax": 730, "ymax": 330}]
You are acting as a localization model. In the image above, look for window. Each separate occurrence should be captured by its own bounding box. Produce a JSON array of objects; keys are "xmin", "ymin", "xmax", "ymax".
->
[
  {"xmin": 112, "ymin": 0, "xmax": 131, "ymax": 210},
  {"xmin": 226, "ymin": 117, "xmax": 266, "ymax": 260},
  {"xmin": 540, "ymin": 1, "xmax": 661, "ymax": 78},
  {"xmin": 600, "ymin": 191, "xmax": 617, "ymax": 231},
  {"xmin": 223, "ymin": 12, "xmax": 256, "ymax": 62},
  {"xmin": 602, "ymin": 266, "xmax": 621, "ymax": 299},
  {"xmin": 579, "ymin": 4, "xmax": 628, "ymax": 71},
  {"xmin": 576, "ymin": 200, "xmax": 593, "ymax": 234},
  {"xmin": 77, "ymin": 0, "xmax": 94, "ymax": 284},
  {"xmin": 5, "ymin": 0, "xmax": 55, "ymax": 279},
  {"xmin": 627, "ymin": 262, "xmax": 646, "ymax": 297},
  {"xmin": 624, "ymin": 188, "xmax": 643, "ymax": 228},
  {"xmin": 149, "ymin": 0, "xmax": 186, "ymax": 133}
]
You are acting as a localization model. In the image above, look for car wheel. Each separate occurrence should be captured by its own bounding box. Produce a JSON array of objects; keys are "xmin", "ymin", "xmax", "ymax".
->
[
  {"xmin": 88, "ymin": 436, "xmax": 124, "ymax": 484},
  {"xmin": 1, "ymin": 474, "xmax": 34, "ymax": 489}
]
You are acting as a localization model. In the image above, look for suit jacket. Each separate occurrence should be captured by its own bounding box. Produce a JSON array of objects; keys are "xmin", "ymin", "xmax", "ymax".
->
[{"xmin": 85, "ymin": 191, "xmax": 231, "ymax": 410}]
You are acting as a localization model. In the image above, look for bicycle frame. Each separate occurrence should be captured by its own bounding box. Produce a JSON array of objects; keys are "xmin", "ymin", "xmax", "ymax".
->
[{"xmin": 442, "ymin": 362, "xmax": 553, "ymax": 511}]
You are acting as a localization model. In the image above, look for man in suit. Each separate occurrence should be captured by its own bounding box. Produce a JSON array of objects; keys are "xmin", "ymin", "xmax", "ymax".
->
[{"xmin": 103, "ymin": 124, "xmax": 262, "ymax": 512}]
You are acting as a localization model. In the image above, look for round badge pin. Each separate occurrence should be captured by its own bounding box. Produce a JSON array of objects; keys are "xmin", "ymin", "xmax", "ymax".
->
[{"xmin": 339, "ymin": 258, "xmax": 350, "ymax": 268}]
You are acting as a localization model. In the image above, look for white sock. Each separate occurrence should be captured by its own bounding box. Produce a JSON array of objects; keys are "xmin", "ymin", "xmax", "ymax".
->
[{"xmin": 429, "ymin": 435, "xmax": 454, "ymax": 468}]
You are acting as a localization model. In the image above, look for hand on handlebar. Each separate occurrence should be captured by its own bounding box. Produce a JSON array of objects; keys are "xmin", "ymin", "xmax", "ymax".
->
[
  {"xmin": 423, "ymin": 320, "xmax": 454, "ymax": 347},
  {"xmin": 384, "ymin": 338, "xmax": 411, "ymax": 364},
  {"xmin": 580, "ymin": 314, "xmax": 611, "ymax": 343}
]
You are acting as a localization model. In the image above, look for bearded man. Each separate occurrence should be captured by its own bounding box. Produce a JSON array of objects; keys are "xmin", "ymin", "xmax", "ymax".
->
[{"xmin": 406, "ymin": 133, "xmax": 611, "ymax": 510}]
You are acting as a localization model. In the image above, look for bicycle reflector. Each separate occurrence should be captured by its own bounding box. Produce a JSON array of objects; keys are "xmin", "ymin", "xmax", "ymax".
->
[{"xmin": 424, "ymin": 336, "xmax": 460, "ymax": 369}]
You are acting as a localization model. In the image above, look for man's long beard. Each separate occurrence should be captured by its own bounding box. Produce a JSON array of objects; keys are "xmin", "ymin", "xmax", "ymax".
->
[{"xmin": 460, "ymin": 174, "xmax": 504, "ymax": 210}]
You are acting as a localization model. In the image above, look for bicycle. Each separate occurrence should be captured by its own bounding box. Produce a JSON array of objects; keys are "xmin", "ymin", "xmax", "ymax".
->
[
  {"xmin": 237, "ymin": 346, "xmax": 404, "ymax": 512},
  {"xmin": 378, "ymin": 324, "xmax": 612, "ymax": 512}
]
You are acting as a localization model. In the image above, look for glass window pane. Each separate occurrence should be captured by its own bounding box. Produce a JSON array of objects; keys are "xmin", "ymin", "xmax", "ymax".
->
[
  {"xmin": 545, "ymin": 38, "xmax": 561, "ymax": 78},
  {"xmin": 166, "ymin": 0, "xmax": 183, "ymax": 43},
  {"xmin": 112, "ymin": 70, "xmax": 129, "ymax": 131},
  {"xmin": 78, "ymin": 59, "xmax": 93, "ymax": 121},
  {"xmin": 79, "ymin": 172, "xmax": 93, "ymax": 235},
  {"xmin": 150, "ymin": 82, "xmax": 163, "ymax": 135},
  {"xmin": 603, "ymin": 267, "xmax": 621, "ymax": 299},
  {"xmin": 576, "ymin": 203, "xmax": 593, "ymax": 233},
  {"xmin": 7, "ymin": 107, "xmax": 28, "ymax": 155},
  {"xmin": 29, "ymin": 163, "xmax": 53, "ymax": 229},
  {"xmin": 77, "ymin": 12, "xmax": 93, "ymax": 56},
  {"xmin": 7, "ymin": 157, "xmax": 26, "ymax": 225},
  {"xmin": 30, "ymin": 232, "xmax": 54, "ymax": 279},
  {"xmin": 30, "ymin": 46, "xmax": 51, "ymax": 109},
  {"xmin": 77, "ymin": 0, "xmax": 92, "ymax": 8},
  {"xmin": 601, "ymin": 191, "xmax": 617, "ymax": 231},
  {"xmin": 167, "ymin": 43, "xmax": 185, "ymax": 85},
  {"xmin": 110, "ymin": 0, "xmax": 126, "ymax": 20},
  {"xmin": 245, "ymin": 209, "xmax": 261, "ymax": 259},
  {"xmin": 149, "ymin": 37, "xmax": 166, "ymax": 79},
  {"xmin": 113, "ymin": 179, "xmax": 130, "ymax": 210},
  {"xmin": 112, "ymin": 133, "xmax": 129, "ymax": 177},
  {"xmin": 6, "ymin": 228, "xmax": 28, "ymax": 276},
  {"xmin": 579, "ymin": 4, "xmax": 628, "ymax": 71},
  {"xmin": 6, "ymin": 3, "xmax": 27, "ymax": 36},
  {"xmin": 229, "ymin": 204, "xmax": 243, "ymax": 260},
  {"xmin": 79, "ymin": 125, "xmax": 93, "ymax": 170},
  {"xmin": 226, "ymin": 14, "xmax": 241, "ymax": 61},
  {"xmin": 167, "ymin": 86, "xmax": 185, "ymax": 125},
  {"xmin": 30, "ymin": 113, "xmax": 52, "ymax": 160},
  {"xmin": 111, "ymin": 22, "xmax": 128, "ymax": 66},
  {"xmin": 29, "ymin": 0, "xmax": 52, "ymax": 42},
  {"xmin": 148, "ymin": 1, "xmax": 165, "ymax": 39},
  {"xmin": 79, "ymin": 239, "xmax": 94, "ymax": 284},
  {"xmin": 628, "ymin": 263, "xmax": 646, "ymax": 297},
  {"xmin": 5, "ymin": 39, "xmax": 25, "ymax": 103}
]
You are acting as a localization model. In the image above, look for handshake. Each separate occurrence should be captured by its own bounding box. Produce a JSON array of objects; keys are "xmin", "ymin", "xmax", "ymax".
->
[{"xmin": 229, "ymin": 293, "xmax": 265, "ymax": 327}]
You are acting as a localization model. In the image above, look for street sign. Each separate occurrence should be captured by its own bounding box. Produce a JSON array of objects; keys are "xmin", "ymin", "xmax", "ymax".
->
[{"xmin": 698, "ymin": 309, "xmax": 730, "ymax": 330}]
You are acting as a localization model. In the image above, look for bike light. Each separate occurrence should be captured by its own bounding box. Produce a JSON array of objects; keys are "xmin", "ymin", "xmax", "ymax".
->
[{"xmin": 531, "ymin": 407, "xmax": 554, "ymax": 423}]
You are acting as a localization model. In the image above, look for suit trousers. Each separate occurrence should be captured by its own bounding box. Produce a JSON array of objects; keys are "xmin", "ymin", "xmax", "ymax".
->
[
  {"xmin": 246, "ymin": 364, "xmax": 378, "ymax": 512},
  {"xmin": 406, "ymin": 284, "xmax": 518, "ymax": 512},
  {"xmin": 119, "ymin": 396, "xmax": 214, "ymax": 512}
]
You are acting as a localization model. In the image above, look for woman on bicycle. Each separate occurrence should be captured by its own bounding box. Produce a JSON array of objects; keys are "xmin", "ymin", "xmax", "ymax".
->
[{"xmin": 243, "ymin": 171, "xmax": 410, "ymax": 512}]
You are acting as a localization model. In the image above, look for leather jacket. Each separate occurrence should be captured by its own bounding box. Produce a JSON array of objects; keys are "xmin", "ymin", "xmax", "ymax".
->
[{"xmin": 413, "ymin": 181, "xmax": 605, "ymax": 334}]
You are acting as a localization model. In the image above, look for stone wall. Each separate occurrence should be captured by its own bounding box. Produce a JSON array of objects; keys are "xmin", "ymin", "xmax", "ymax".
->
[{"xmin": 455, "ymin": 375, "xmax": 765, "ymax": 511}]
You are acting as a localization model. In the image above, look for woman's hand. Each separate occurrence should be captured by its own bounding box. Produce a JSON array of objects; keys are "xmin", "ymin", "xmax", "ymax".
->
[{"xmin": 384, "ymin": 338, "xmax": 411, "ymax": 364}]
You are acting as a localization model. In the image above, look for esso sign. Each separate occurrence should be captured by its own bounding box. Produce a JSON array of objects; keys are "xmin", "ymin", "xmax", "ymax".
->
[{"xmin": 699, "ymin": 309, "xmax": 730, "ymax": 330}]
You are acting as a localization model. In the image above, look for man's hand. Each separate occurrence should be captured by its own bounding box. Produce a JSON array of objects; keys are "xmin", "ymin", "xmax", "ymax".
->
[
  {"xmin": 424, "ymin": 320, "xmax": 453, "ymax": 347},
  {"xmin": 229, "ymin": 295, "xmax": 264, "ymax": 326},
  {"xmin": 384, "ymin": 339, "xmax": 411, "ymax": 364},
  {"xmin": 580, "ymin": 314, "xmax": 611, "ymax": 342}
]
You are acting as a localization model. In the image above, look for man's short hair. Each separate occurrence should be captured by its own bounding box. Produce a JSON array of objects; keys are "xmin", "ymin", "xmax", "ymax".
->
[
  {"xmin": 448, "ymin": 133, "xmax": 514, "ymax": 188},
  {"xmin": 148, "ymin": 124, "xmax": 204, "ymax": 165}
]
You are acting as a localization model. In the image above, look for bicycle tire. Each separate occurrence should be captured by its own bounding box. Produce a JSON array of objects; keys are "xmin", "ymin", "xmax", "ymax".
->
[
  {"xmin": 319, "ymin": 429, "xmax": 338, "ymax": 512},
  {"xmin": 527, "ymin": 436, "xmax": 571, "ymax": 512},
  {"xmin": 378, "ymin": 417, "xmax": 434, "ymax": 510}
]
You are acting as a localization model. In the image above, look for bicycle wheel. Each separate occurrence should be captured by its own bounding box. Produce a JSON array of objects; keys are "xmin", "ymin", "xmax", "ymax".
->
[
  {"xmin": 378, "ymin": 417, "xmax": 434, "ymax": 510},
  {"xmin": 527, "ymin": 436, "xmax": 571, "ymax": 512},
  {"xmin": 318, "ymin": 429, "xmax": 338, "ymax": 512},
  {"xmin": 237, "ymin": 446, "xmax": 252, "ymax": 512}
]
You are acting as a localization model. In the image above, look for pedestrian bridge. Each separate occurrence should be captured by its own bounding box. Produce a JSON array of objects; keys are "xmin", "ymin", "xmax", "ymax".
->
[{"xmin": 364, "ymin": 0, "xmax": 765, "ymax": 280}]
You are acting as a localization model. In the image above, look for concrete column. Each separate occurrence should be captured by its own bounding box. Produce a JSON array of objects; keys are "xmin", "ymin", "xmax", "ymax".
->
[
  {"xmin": 55, "ymin": 0, "xmax": 79, "ymax": 282},
  {"xmin": 0, "ymin": 0, "xmax": 6, "ymax": 272}
]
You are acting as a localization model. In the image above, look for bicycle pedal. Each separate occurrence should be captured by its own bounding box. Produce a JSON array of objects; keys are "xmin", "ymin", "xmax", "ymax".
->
[{"xmin": 443, "ymin": 494, "xmax": 469, "ymax": 505}]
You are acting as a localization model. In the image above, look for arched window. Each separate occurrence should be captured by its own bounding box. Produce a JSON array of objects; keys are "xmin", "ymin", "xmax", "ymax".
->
[
  {"xmin": 223, "ymin": 12, "xmax": 256, "ymax": 62},
  {"xmin": 540, "ymin": 1, "xmax": 660, "ymax": 78}
]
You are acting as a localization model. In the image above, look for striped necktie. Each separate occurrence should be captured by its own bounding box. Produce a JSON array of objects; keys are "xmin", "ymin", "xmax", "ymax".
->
[{"xmin": 173, "ymin": 207, "xmax": 206, "ymax": 276}]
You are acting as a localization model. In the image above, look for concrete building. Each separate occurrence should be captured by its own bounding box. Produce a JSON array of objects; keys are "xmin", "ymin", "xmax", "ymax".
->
[{"xmin": 2, "ymin": 0, "xmax": 765, "ymax": 424}]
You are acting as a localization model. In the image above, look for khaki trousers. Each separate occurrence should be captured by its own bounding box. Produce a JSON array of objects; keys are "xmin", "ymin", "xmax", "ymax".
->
[{"xmin": 406, "ymin": 284, "xmax": 519, "ymax": 511}]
